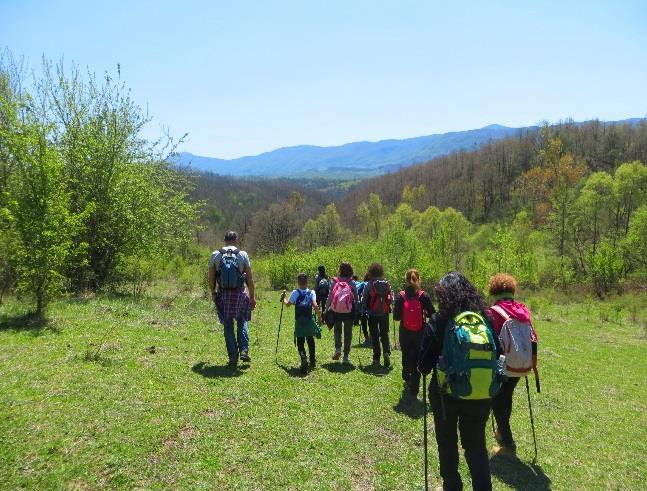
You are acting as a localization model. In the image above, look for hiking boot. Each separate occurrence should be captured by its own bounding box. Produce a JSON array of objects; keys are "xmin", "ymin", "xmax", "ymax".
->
[
  {"xmin": 409, "ymin": 381, "xmax": 419, "ymax": 397},
  {"xmin": 383, "ymin": 353, "xmax": 391, "ymax": 367},
  {"xmin": 494, "ymin": 430, "xmax": 516, "ymax": 450},
  {"xmin": 309, "ymin": 358, "xmax": 316, "ymax": 370},
  {"xmin": 342, "ymin": 355, "xmax": 350, "ymax": 364},
  {"xmin": 372, "ymin": 358, "xmax": 380, "ymax": 367},
  {"xmin": 228, "ymin": 357, "xmax": 238, "ymax": 368},
  {"xmin": 299, "ymin": 351, "xmax": 308, "ymax": 374},
  {"xmin": 240, "ymin": 351, "xmax": 251, "ymax": 363},
  {"xmin": 332, "ymin": 350, "xmax": 342, "ymax": 361}
]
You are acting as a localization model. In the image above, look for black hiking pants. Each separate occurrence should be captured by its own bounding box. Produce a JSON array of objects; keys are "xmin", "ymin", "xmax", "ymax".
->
[
  {"xmin": 491, "ymin": 376, "xmax": 520, "ymax": 446},
  {"xmin": 360, "ymin": 313, "xmax": 369, "ymax": 341},
  {"xmin": 296, "ymin": 336, "xmax": 316, "ymax": 362},
  {"xmin": 429, "ymin": 375, "xmax": 492, "ymax": 491},
  {"xmin": 399, "ymin": 326, "xmax": 423, "ymax": 390},
  {"xmin": 368, "ymin": 314, "xmax": 390, "ymax": 361}
]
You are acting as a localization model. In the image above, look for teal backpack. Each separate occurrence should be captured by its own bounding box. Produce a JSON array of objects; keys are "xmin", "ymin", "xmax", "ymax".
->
[{"xmin": 437, "ymin": 311, "xmax": 504, "ymax": 400}]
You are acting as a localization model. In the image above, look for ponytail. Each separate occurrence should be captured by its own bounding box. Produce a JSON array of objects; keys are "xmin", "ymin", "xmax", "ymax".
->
[{"xmin": 405, "ymin": 269, "xmax": 421, "ymax": 292}]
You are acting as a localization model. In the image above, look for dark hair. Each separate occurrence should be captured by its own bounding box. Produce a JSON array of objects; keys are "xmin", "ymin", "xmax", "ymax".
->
[
  {"xmin": 297, "ymin": 273, "xmax": 308, "ymax": 286},
  {"xmin": 352, "ymin": 275, "xmax": 358, "ymax": 281},
  {"xmin": 434, "ymin": 271, "xmax": 486, "ymax": 323},
  {"xmin": 338, "ymin": 262, "xmax": 353, "ymax": 278},
  {"xmin": 368, "ymin": 262, "xmax": 384, "ymax": 279},
  {"xmin": 318, "ymin": 265, "xmax": 326, "ymax": 275},
  {"xmin": 363, "ymin": 272, "xmax": 370, "ymax": 282},
  {"xmin": 224, "ymin": 230, "xmax": 238, "ymax": 242}
]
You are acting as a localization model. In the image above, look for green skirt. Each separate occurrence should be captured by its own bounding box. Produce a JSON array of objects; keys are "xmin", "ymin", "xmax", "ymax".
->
[{"xmin": 294, "ymin": 316, "xmax": 321, "ymax": 338}]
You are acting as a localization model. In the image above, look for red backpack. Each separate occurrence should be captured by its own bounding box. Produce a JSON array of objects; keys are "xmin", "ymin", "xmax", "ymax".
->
[
  {"xmin": 367, "ymin": 280, "xmax": 392, "ymax": 316},
  {"xmin": 330, "ymin": 277, "xmax": 354, "ymax": 313},
  {"xmin": 400, "ymin": 290, "xmax": 424, "ymax": 331}
]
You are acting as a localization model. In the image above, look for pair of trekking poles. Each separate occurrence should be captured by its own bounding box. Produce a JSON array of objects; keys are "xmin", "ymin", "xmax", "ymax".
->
[{"xmin": 421, "ymin": 371, "xmax": 540, "ymax": 490}]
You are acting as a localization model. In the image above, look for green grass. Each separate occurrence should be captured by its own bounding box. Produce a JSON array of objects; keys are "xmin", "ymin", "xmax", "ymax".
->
[{"xmin": 0, "ymin": 287, "xmax": 646, "ymax": 490}]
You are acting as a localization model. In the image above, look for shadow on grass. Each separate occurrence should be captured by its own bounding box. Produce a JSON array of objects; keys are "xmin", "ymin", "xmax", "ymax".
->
[
  {"xmin": 490, "ymin": 454, "xmax": 551, "ymax": 490},
  {"xmin": 278, "ymin": 363, "xmax": 308, "ymax": 378},
  {"xmin": 191, "ymin": 361, "xmax": 246, "ymax": 378},
  {"xmin": 358, "ymin": 363, "xmax": 393, "ymax": 377},
  {"xmin": 320, "ymin": 362, "xmax": 356, "ymax": 374},
  {"xmin": 0, "ymin": 312, "xmax": 57, "ymax": 335},
  {"xmin": 393, "ymin": 389, "xmax": 425, "ymax": 419}
]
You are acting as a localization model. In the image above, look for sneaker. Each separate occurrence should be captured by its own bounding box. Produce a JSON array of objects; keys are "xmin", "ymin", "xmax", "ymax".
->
[
  {"xmin": 332, "ymin": 350, "xmax": 342, "ymax": 360},
  {"xmin": 383, "ymin": 353, "xmax": 391, "ymax": 367},
  {"xmin": 240, "ymin": 351, "xmax": 251, "ymax": 363}
]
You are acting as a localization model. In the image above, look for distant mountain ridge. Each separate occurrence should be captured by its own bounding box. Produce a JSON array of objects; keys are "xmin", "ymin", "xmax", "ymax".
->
[{"xmin": 174, "ymin": 119, "xmax": 643, "ymax": 178}]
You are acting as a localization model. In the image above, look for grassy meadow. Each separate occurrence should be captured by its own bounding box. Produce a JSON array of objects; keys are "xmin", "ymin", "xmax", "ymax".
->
[{"xmin": 0, "ymin": 286, "xmax": 646, "ymax": 490}]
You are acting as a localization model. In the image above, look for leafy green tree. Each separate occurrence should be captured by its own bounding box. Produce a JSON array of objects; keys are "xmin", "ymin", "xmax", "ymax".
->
[
  {"xmin": 367, "ymin": 193, "xmax": 384, "ymax": 238},
  {"xmin": 5, "ymin": 124, "xmax": 81, "ymax": 316}
]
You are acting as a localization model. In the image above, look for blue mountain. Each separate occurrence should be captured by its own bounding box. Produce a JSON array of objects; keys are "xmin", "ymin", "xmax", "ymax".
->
[{"xmin": 173, "ymin": 119, "xmax": 642, "ymax": 178}]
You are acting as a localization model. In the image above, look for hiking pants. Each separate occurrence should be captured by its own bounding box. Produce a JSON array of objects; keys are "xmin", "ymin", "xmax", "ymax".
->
[
  {"xmin": 491, "ymin": 376, "xmax": 520, "ymax": 445},
  {"xmin": 223, "ymin": 317, "xmax": 249, "ymax": 361},
  {"xmin": 399, "ymin": 326, "xmax": 423, "ymax": 388},
  {"xmin": 296, "ymin": 336, "xmax": 316, "ymax": 362},
  {"xmin": 368, "ymin": 315, "xmax": 390, "ymax": 361},
  {"xmin": 333, "ymin": 318, "xmax": 354, "ymax": 355},
  {"xmin": 360, "ymin": 313, "xmax": 369, "ymax": 341},
  {"xmin": 429, "ymin": 376, "xmax": 492, "ymax": 491}
]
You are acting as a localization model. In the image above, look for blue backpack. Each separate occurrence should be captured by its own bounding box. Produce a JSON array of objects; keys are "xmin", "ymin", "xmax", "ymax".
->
[
  {"xmin": 437, "ymin": 311, "xmax": 504, "ymax": 400},
  {"xmin": 295, "ymin": 289, "xmax": 313, "ymax": 320},
  {"xmin": 217, "ymin": 248, "xmax": 245, "ymax": 290}
]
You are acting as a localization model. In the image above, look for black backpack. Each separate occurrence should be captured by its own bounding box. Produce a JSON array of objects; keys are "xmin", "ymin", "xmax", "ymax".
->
[{"xmin": 315, "ymin": 276, "xmax": 330, "ymax": 300}]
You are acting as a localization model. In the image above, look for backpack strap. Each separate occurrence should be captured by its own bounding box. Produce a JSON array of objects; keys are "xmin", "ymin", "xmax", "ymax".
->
[{"xmin": 490, "ymin": 304, "xmax": 510, "ymax": 321}]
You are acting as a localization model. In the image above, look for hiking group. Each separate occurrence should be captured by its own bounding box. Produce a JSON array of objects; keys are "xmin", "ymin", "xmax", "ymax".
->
[{"xmin": 208, "ymin": 230, "xmax": 539, "ymax": 491}]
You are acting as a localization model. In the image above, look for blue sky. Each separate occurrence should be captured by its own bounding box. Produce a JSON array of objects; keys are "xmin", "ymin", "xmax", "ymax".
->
[{"xmin": 2, "ymin": 1, "xmax": 646, "ymax": 158}]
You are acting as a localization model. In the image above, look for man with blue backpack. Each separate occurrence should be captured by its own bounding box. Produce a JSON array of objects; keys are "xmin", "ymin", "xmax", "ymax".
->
[{"xmin": 208, "ymin": 231, "xmax": 256, "ymax": 367}]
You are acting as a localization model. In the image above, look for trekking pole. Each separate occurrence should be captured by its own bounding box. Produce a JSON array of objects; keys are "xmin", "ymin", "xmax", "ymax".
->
[
  {"xmin": 422, "ymin": 373, "xmax": 429, "ymax": 491},
  {"xmin": 275, "ymin": 291, "xmax": 286, "ymax": 365},
  {"xmin": 525, "ymin": 376, "xmax": 538, "ymax": 462}
]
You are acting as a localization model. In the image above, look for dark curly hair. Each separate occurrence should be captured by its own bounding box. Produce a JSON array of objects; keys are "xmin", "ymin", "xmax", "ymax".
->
[
  {"xmin": 434, "ymin": 271, "xmax": 486, "ymax": 323},
  {"xmin": 368, "ymin": 262, "xmax": 384, "ymax": 279},
  {"xmin": 338, "ymin": 262, "xmax": 353, "ymax": 278}
]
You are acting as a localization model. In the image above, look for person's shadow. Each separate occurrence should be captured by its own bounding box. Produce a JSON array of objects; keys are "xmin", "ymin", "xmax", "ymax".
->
[
  {"xmin": 392, "ymin": 388, "xmax": 425, "ymax": 419},
  {"xmin": 320, "ymin": 362, "xmax": 356, "ymax": 374},
  {"xmin": 0, "ymin": 312, "xmax": 54, "ymax": 336},
  {"xmin": 358, "ymin": 363, "xmax": 392, "ymax": 377},
  {"xmin": 191, "ymin": 361, "xmax": 247, "ymax": 378},
  {"xmin": 278, "ymin": 364, "xmax": 308, "ymax": 378},
  {"xmin": 490, "ymin": 454, "xmax": 552, "ymax": 490}
]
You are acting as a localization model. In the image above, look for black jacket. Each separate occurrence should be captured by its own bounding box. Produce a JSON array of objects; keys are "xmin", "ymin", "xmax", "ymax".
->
[
  {"xmin": 417, "ymin": 311, "xmax": 502, "ymax": 375},
  {"xmin": 393, "ymin": 286, "xmax": 435, "ymax": 325}
]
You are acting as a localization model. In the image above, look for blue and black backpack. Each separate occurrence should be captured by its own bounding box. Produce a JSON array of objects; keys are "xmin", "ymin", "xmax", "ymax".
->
[
  {"xmin": 295, "ymin": 289, "xmax": 313, "ymax": 320},
  {"xmin": 217, "ymin": 248, "xmax": 245, "ymax": 290}
]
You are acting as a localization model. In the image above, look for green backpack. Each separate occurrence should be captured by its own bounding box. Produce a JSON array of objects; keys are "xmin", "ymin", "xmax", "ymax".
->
[{"xmin": 437, "ymin": 311, "xmax": 503, "ymax": 400}]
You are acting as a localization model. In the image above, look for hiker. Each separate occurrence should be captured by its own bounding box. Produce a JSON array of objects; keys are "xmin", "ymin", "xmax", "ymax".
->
[
  {"xmin": 325, "ymin": 262, "xmax": 359, "ymax": 364},
  {"xmin": 362, "ymin": 263, "xmax": 393, "ymax": 367},
  {"xmin": 208, "ymin": 230, "xmax": 256, "ymax": 367},
  {"xmin": 314, "ymin": 265, "xmax": 330, "ymax": 310},
  {"xmin": 393, "ymin": 269, "xmax": 435, "ymax": 396},
  {"xmin": 418, "ymin": 271, "xmax": 504, "ymax": 491},
  {"xmin": 486, "ymin": 273, "xmax": 538, "ymax": 457},
  {"xmin": 281, "ymin": 273, "xmax": 323, "ymax": 374},
  {"xmin": 357, "ymin": 273, "xmax": 371, "ymax": 346}
]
